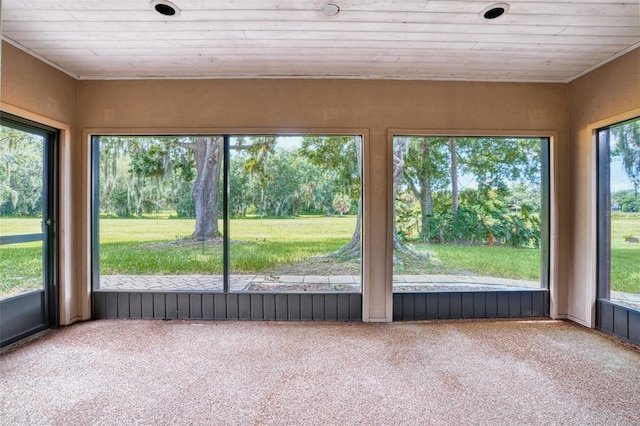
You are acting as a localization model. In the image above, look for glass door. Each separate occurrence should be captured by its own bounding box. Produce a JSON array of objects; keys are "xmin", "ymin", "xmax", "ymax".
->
[{"xmin": 0, "ymin": 114, "xmax": 57, "ymax": 347}]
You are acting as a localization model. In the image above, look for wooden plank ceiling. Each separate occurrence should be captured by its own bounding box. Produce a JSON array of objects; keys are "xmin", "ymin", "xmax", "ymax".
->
[{"xmin": 1, "ymin": 0, "xmax": 639, "ymax": 82}]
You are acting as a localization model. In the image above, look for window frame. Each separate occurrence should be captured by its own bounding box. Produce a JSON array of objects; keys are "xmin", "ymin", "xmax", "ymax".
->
[
  {"xmin": 387, "ymin": 129, "xmax": 553, "ymax": 320},
  {"xmin": 388, "ymin": 132, "xmax": 551, "ymax": 291},
  {"xmin": 90, "ymin": 131, "xmax": 365, "ymax": 295},
  {"xmin": 596, "ymin": 118, "xmax": 640, "ymax": 308}
]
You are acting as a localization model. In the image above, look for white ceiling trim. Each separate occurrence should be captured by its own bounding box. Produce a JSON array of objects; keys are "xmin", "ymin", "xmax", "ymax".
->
[
  {"xmin": 564, "ymin": 41, "xmax": 640, "ymax": 83},
  {"xmin": 3, "ymin": 35, "xmax": 80, "ymax": 79}
]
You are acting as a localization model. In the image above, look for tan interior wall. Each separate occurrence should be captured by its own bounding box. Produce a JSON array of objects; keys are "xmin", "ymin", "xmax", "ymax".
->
[
  {"xmin": 568, "ymin": 48, "xmax": 640, "ymax": 327},
  {"xmin": 2, "ymin": 38, "xmax": 589, "ymax": 324},
  {"xmin": 79, "ymin": 78, "xmax": 569, "ymax": 322},
  {"xmin": 1, "ymin": 43, "xmax": 77, "ymax": 122},
  {"xmin": 0, "ymin": 41, "xmax": 80, "ymax": 324}
]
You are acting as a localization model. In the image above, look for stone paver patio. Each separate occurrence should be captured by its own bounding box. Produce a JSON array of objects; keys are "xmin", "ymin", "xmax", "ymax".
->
[
  {"xmin": 99, "ymin": 274, "xmax": 541, "ymax": 292},
  {"xmin": 97, "ymin": 274, "xmax": 640, "ymax": 308},
  {"xmin": 611, "ymin": 290, "xmax": 640, "ymax": 309}
]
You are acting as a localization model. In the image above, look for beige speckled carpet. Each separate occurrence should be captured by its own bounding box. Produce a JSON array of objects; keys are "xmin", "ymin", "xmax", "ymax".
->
[{"xmin": 1, "ymin": 319, "xmax": 639, "ymax": 425}]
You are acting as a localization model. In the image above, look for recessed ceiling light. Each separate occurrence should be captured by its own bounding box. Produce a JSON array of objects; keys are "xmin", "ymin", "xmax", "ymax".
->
[
  {"xmin": 151, "ymin": 0, "xmax": 180, "ymax": 17},
  {"xmin": 481, "ymin": 3, "xmax": 509, "ymax": 20},
  {"xmin": 322, "ymin": 3, "xmax": 340, "ymax": 17}
]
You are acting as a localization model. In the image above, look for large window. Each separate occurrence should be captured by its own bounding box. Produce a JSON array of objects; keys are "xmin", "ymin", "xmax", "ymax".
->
[
  {"xmin": 392, "ymin": 136, "xmax": 549, "ymax": 292},
  {"xmin": 598, "ymin": 118, "xmax": 640, "ymax": 311},
  {"xmin": 92, "ymin": 135, "xmax": 362, "ymax": 293}
]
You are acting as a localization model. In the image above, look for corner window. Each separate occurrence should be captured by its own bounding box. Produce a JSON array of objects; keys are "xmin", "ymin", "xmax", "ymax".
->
[{"xmin": 598, "ymin": 118, "xmax": 640, "ymax": 311}]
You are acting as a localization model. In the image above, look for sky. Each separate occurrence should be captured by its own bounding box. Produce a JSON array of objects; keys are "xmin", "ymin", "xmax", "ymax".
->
[
  {"xmin": 229, "ymin": 135, "xmax": 636, "ymax": 192},
  {"xmin": 610, "ymin": 133, "xmax": 635, "ymax": 192},
  {"xmin": 611, "ymin": 159, "xmax": 634, "ymax": 192}
]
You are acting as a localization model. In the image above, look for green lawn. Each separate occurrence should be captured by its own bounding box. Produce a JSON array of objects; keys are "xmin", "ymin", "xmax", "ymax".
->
[
  {"xmin": 398, "ymin": 243, "xmax": 541, "ymax": 281},
  {"xmin": 610, "ymin": 212, "xmax": 640, "ymax": 293},
  {"xmin": 0, "ymin": 243, "xmax": 43, "ymax": 298},
  {"xmin": 2, "ymin": 213, "xmax": 639, "ymax": 298},
  {"xmin": 0, "ymin": 218, "xmax": 45, "ymax": 297},
  {"xmin": 98, "ymin": 216, "xmax": 355, "ymax": 274}
]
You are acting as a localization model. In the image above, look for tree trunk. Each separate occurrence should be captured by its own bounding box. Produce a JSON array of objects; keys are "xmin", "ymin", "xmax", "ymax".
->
[
  {"xmin": 418, "ymin": 178, "xmax": 433, "ymax": 241},
  {"xmin": 450, "ymin": 137, "xmax": 458, "ymax": 215},
  {"xmin": 190, "ymin": 137, "xmax": 223, "ymax": 240},
  {"xmin": 392, "ymin": 137, "xmax": 414, "ymax": 253},
  {"xmin": 331, "ymin": 136, "xmax": 363, "ymax": 259},
  {"xmin": 331, "ymin": 197, "xmax": 362, "ymax": 258},
  {"xmin": 415, "ymin": 139, "xmax": 434, "ymax": 242}
]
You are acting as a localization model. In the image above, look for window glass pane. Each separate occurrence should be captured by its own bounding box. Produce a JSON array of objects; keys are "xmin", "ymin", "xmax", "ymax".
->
[
  {"xmin": 392, "ymin": 136, "xmax": 545, "ymax": 292},
  {"xmin": 93, "ymin": 134, "xmax": 362, "ymax": 293},
  {"xmin": 95, "ymin": 136, "xmax": 224, "ymax": 291},
  {"xmin": 0, "ymin": 125, "xmax": 45, "ymax": 299},
  {"xmin": 229, "ymin": 136, "xmax": 362, "ymax": 292},
  {"xmin": 608, "ymin": 118, "xmax": 640, "ymax": 309}
]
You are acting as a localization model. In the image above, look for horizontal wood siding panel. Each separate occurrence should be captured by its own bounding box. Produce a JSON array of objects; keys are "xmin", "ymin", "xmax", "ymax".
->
[
  {"xmin": 337, "ymin": 294, "xmax": 351, "ymax": 321},
  {"xmin": 263, "ymin": 294, "xmax": 277, "ymax": 320},
  {"xmin": 178, "ymin": 294, "xmax": 190, "ymax": 319},
  {"xmin": 450, "ymin": 293, "xmax": 462, "ymax": 318},
  {"xmin": 597, "ymin": 299, "xmax": 615, "ymax": 334},
  {"xmin": 496, "ymin": 293, "xmax": 509, "ymax": 317},
  {"xmin": 349, "ymin": 294, "xmax": 362, "ymax": 319},
  {"xmin": 629, "ymin": 310, "xmax": 640, "ymax": 346},
  {"xmin": 276, "ymin": 295, "xmax": 289, "ymax": 320},
  {"xmin": 532, "ymin": 291, "xmax": 544, "ymax": 317},
  {"xmin": 250, "ymin": 294, "xmax": 263, "ymax": 320},
  {"xmin": 106, "ymin": 293, "xmax": 118, "ymax": 319},
  {"xmin": 438, "ymin": 293, "xmax": 450, "ymax": 319},
  {"xmin": 312, "ymin": 295, "xmax": 325, "ymax": 321},
  {"xmin": 239, "ymin": 294, "xmax": 252, "ymax": 319},
  {"xmin": 202, "ymin": 294, "xmax": 214, "ymax": 319},
  {"xmin": 6, "ymin": 1, "xmax": 638, "ymax": 82},
  {"xmin": 214, "ymin": 294, "xmax": 227, "ymax": 319},
  {"xmin": 166, "ymin": 294, "xmax": 178, "ymax": 319},
  {"xmin": 153, "ymin": 293, "xmax": 165, "ymax": 319},
  {"xmin": 141, "ymin": 293, "xmax": 154, "ymax": 318},
  {"xmin": 129, "ymin": 293, "xmax": 142, "ymax": 318},
  {"xmin": 509, "ymin": 293, "xmax": 521, "ymax": 317},
  {"xmin": 93, "ymin": 292, "xmax": 362, "ymax": 321},
  {"xmin": 288, "ymin": 294, "xmax": 301, "ymax": 320},
  {"xmin": 485, "ymin": 293, "xmax": 498, "ymax": 318},
  {"xmin": 394, "ymin": 291, "xmax": 550, "ymax": 321},
  {"xmin": 300, "ymin": 295, "xmax": 313, "ymax": 321},
  {"xmin": 462, "ymin": 293, "xmax": 474, "ymax": 318},
  {"xmin": 426, "ymin": 294, "xmax": 438, "ymax": 319},
  {"xmin": 117, "ymin": 293, "xmax": 129, "ymax": 318},
  {"xmin": 190, "ymin": 294, "xmax": 203, "ymax": 319},
  {"xmin": 520, "ymin": 292, "xmax": 532, "ymax": 317},
  {"xmin": 94, "ymin": 292, "xmax": 106, "ymax": 319},
  {"xmin": 614, "ymin": 304, "xmax": 629, "ymax": 339},
  {"xmin": 325, "ymin": 294, "xmax": 338, "ymax": 321},
  {"xmin": 403, "ymin": 294, "xmax": 415, "ymax": 320},
  {"xmin": 414, "ymin": 293, "xmax": 427, "ymax": 320},
  {"xmin": 473, "ymin": 293, "xmax": 486, "ymax": 318},
  {"xmin": 392, "ymin": 294, "xmax": 403, "ymax": 321},
  {"xmin": 597, "ymin": 299, "xmax": 640, "ymax": 346}
]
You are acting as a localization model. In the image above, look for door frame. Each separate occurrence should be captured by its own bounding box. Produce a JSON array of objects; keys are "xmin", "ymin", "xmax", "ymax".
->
[{"xmin": 0, "ymin": 112, "xmax": 58, "ymax": 347}]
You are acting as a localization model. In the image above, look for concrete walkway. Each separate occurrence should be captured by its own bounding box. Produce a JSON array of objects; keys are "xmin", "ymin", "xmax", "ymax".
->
[{"xmin": 99, "ymin": 274, "xmax": 539, "ymax": 292}]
